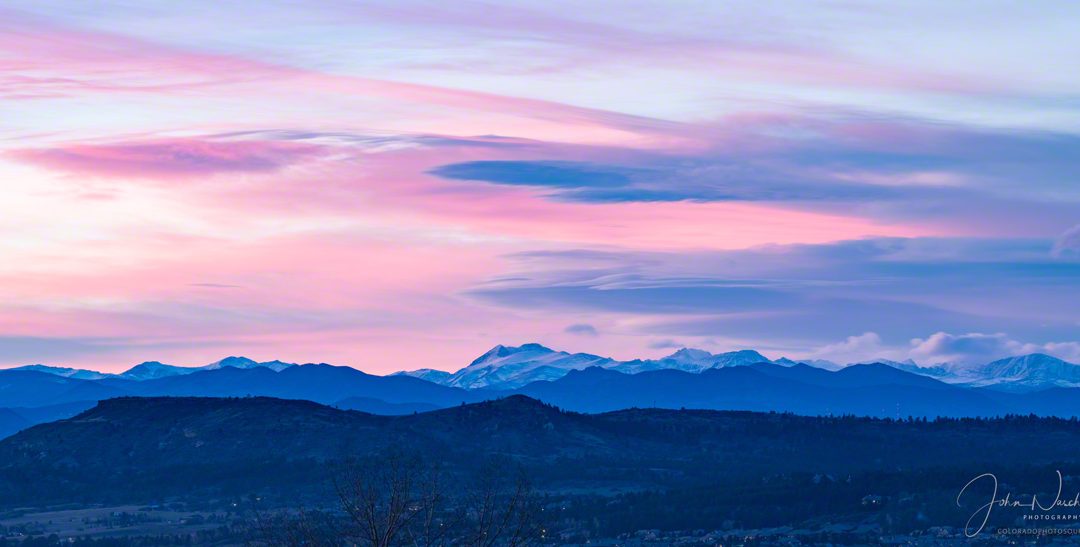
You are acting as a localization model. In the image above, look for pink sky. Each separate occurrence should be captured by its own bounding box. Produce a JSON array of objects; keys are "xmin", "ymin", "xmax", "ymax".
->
[{"xmin": 2, "ymin": 2, "xmax": 1078, "ymax": 371}]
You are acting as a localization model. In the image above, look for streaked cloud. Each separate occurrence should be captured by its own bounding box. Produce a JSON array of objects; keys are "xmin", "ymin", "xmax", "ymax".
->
[
  {"xmin": 11, "ymin": 139, "xmax": 325, "ymax": 178},
  {"xmin": 1053, "ymin": 224, "xmax": 1080, "ymax": 257},
  {"xmin": 471, "ymin": 237, "xmax": 1080, "ymax": 350},
  {"xmin": 0, "ymin": 2, "xmax": 1076, "ymax": 371}
]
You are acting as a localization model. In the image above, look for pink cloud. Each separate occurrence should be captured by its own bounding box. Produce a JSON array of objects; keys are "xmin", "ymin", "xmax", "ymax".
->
[
  {"xmin": 335, "ymin": 2, "xmax": 995, "ymax": 95},
  {"xmin": 0, "ymin": 6, "xmax": 999, "ymax": 153},
  {"xmin": 0, "ymin": 10, "xmax": 680, "ymax": 146},
  {"xmin": 10, "ymin": 139, "xmax": 325, "ymax": 178},
  {"xmin": 185, "ymin": 139, "xmax": 938, "ymax": 250},
  {"xmin": 0, "ymin": 125, "xmax": 944, "ymax": 372},
  {"xmin": 0, "ymin": 11, "xmax": 283, "ymax": 96}
]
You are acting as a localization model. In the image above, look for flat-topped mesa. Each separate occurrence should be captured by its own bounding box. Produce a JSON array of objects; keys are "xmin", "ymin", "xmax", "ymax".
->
[{"xmin": 81, "ymin": 395, "xmax": 337, "ymax": 419}]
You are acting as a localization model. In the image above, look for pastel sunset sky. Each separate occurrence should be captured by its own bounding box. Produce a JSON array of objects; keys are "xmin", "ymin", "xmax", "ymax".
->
[{"xmin": 2, "ymin": 1, "xmax": 1078, "ymax": 372}]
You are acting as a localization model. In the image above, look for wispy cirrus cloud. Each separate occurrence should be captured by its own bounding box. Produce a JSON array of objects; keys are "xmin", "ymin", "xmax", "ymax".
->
[
  {"xmin": 233, "ymin": 0, "xmax": 1016, "ymax": 97},
  {"xmin": 1, "ymin": 2, "xmax": 1078, "ymax": 372},
  {"xmin": 1053, "ymin": 224, "xmax": 1080, "ymax": 257},
  {"xmin": 10, "ymin": 138, "xmax": 326, "ymax": 178},
  {"xmin": 0, "ymin": 7, "xmax": 684, "ymax": 145},
  {"xmin": 427, "ymin": 114, "xmax": 1080, "ymax": 237}
]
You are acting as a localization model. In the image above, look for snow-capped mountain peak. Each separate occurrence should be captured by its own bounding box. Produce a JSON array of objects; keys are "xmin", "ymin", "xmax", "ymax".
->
[
  {"xmin": 401, "ymin": 343, "xmax": 1080, "ymax": 391},
  {"xmin": 255, "ymin": 360, "xmax": 296, "ymax": 372},
  {"xmin": 203, "ymin": 356, "xmax": 258, "ymax": 370},
  {"xmin": 202, "ymin": 356, "xmax": 295, "ymax": 372},
  {"xmin": 120, "ymin": 361, "xmax": 195, "ymax": 380},
  {"xmin": 443, "ymin": 343, "xmax": 609, "ymax": 389},
  {"xmin": 664, "ymin": 348, "xmax": 714, "ymax": 363},
  {"xmin": 13, "ymin": 356, "xmax": 298, "ymax": 382},
  {"xmin": 392, "ymin": 368, "xmax": 454, "ymax": 383},
  {"xmin": 117, "ymin": 357, "xmax": 296, "ymax": 380},
  {"xmin": 712, "ymin": 349, "xmax": 771, "ymax": 368},
  {"xmin": 467, "ymin": 343, "xmax": 556, "ymax": 368},
  {"xmin": 407, "ymin": 344, "xmax": 778, "ymax": 388},
  {"xmin": 974, "ymin": 353, "xmax": 1080, "ymax": 388}
]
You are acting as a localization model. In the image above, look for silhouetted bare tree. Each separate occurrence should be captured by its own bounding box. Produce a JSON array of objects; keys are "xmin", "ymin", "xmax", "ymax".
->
[
  {"xmin": 261, "ymin": 451, "xmax": 542, "ymax": 547},
  {"xmin": 461, "ymin": 460, "xmax": 541, "ymax": 547}
]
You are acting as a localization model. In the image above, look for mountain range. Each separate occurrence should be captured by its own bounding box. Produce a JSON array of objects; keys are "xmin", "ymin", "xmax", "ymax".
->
[
  {"xmin": 396, "ymin": 343, "xmax": 1080, "ymax": 392},
  {"xmin": 11, "ymin": 355, "xmax": 295, "ymax": 381},
  {"xmin": 12, "ymin": 344, "xmax": 1079, "ymax": 393},
  {"xmin": 395, "ymin": 344, "xmax": 775, "ymax": 389},
  {"xmin": 2, "ymin": 344, "xmax": 1078, "ymax": 439}
]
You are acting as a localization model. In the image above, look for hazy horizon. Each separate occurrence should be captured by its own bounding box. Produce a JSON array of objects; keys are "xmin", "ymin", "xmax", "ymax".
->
[{"xmin": 0, "ymin": 341, "xmax": 1074, "ymax": 377}]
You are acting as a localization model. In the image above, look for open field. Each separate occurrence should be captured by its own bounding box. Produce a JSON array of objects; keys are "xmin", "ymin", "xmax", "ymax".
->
[{"xmin": 0, "ymin": 505, "xmax": 233, "ymax": 541}]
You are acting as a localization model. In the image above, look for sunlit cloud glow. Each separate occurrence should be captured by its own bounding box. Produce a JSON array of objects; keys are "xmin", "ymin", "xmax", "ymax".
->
[{"xmin": 1, "ymin": 1, "xmax": 1077, "ymax": 371}]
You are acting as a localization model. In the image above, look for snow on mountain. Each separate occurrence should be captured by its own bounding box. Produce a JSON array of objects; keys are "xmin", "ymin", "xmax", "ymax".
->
[
  {"xmin": 120, "ymin": 361, "xmax": 198, "ymax": 381},
  {"xmin": 773, "ymin": 357, "xmax": 842, "ymax": 370},
  {"xmin": 8, "ymin": 365, "xmax": 113, "ymax": 380},
  {"xmin": 854, "ymin": 358, "xmax": 912, "ymax": 367},
  {"xmin": 804, "ymin": 359, "xmax": 843, "ymax": 371},
  {"xmin": 610, "ymin": 348, "xmax": 771, "ymax": 375},
  {"xmin": 14, "ymin": 346, "xmax": 1078, "ymax": 394},
  {"xmin": 713, "ymin": 349, "xmax": 772, "ymax": 367},
  {"xmin": 393, "ymin": 346, "xmax": 1080, "ymax": 392},
  {"xmin": 663, "ymin": 347, "xmax": 716, "ymax": 369},
  {"xmin": 254, "ymin": 360, "xmax": 296, "ymax": 372},
  {"xmin": 202, "ymin": 356, "xmax": 295, "ymax": 372},
  {"xmin": 397, "ymin": 344, "xmax": 774, "ymax": 389},
  {"xmin": 11, "ymin": 356, "xmax": 298, "ymax": 382},
  {"xmin": 442, "ymin": 343, "xmax": 614, "ymax": 389},
  {"xmin": 959, "ymin": 353, "xmax": 1080, "ymax": 391},
  {"xmin": 869, "ymin": 353, "xmax": 1080, "ymax": 391},
  {"xmin": 120, "ymin": 356, "xmax": 297, "ymax": 380},
  {"xmin": 867, "ymin": 359, "xmax": 954, "ymax": 378},
  {"xmin": 392, "ymin": 368, "xmax": 454, "ymax": 383},
  {"xmin": 202, "ymin": 356, "xmax": 258, "ymax": 370}
]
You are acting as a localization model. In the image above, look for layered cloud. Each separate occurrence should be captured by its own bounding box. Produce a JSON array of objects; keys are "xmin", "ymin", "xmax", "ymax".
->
[
  {"xmin": 11, "ymin": 139, "xmax": 325, "ymax": 178},
  {"xmin": 427, "ymin": 117, "xmax": 1080, "ymax": 238},
  {"xmin": 471, "ymin": 237, "xmax": 1080, "ymax": 355},
  {"xmin": 0, "ymin": 2, "xmax": 1078, "ymax": 371},
  {"xmin": 431, "ymin": 158, "xmax": 892, "ymax": 203}
]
